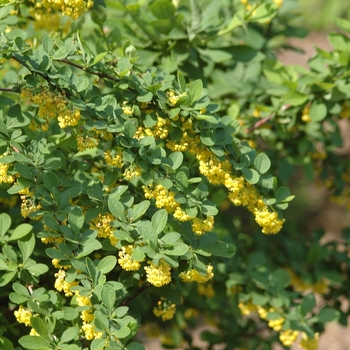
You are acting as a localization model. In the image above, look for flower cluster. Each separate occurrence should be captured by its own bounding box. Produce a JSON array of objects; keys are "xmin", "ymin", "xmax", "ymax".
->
[
  {"xmin": 28, "ymin": 5, "xmax": 61, "ymax": 32},
  {"xmin": 20, "ymin": 88, "xmax": 81, "ymax": 131},
  {"xmin": 20, "ymin": 196, "xmax": 42, "ymax": 219},
  {"xmin": 40, "ymin": 0, "xmax": 94, "ymax": 19},
  {"xmin": 0, "ymin": 154, "xmax": 15, "ymax": 184},
  {"xmin": 167, "ymin": 91, "xmax": 187, "ymax": 105},
  {"xmin": 153, "ymin": 298, "xmax": 176, "ymax": 321},
  {"xmin": 299, "ymin": 332, "xmax": 319, "ymax": 350},
  {"xmin": 104, "ymin": 150, "xmax": 124, "ymax": 168},
  {"xmin": 287, "ymin": 269, "xmax": 329, "ymax": 294},
  {"xmin": 54, "ymin": 269, "xmax": 79, "ymax": 297},
  {"xmin": 143, "ymin": 184, "xmax": 178, "ymax": 213},
  {"xmin": 89, "ymin": 213, "xmax": 115, "ymax": 239},
  {"xmin": 279, "ymin": 329, "xmax": 299, "ymax": 347},
  {"xmin": 76, "ymin": 134, "xmax": 99, "ymax": 152},
  {"xmin": 14, "ymin": 305, "xmax": 33, "ymax": 327},
  {"xmin": 144, "ymin": 260, "xmax": 172, "ymax": 287},
  {"xmin": 191, "ymin": 216, "xmax": 215, "ymax": 235},
  {"xmin": 197, "ymin": 282, "xmax": 215, "ymax": 298},
  {"xmin": 118, "ymin": 245, "xmax": 142, "ymax": 271},
  {"xmin": 179, "ymin": 265, "xmax": 214, "ymax": 283}
]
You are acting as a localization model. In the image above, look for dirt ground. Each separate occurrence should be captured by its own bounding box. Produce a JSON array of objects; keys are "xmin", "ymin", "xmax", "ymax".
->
[{"xmin": 143, "ymin": 32, "xmax": 350, "ymax": 350}]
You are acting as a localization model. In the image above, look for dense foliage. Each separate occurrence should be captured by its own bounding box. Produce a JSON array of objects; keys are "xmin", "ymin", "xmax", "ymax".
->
[{"xmin": 0, "ymin": 0, "xmax": 350, "ymax": 349}]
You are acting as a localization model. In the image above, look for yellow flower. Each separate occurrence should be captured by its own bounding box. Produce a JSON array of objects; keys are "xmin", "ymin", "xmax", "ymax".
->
[
  {"xmin": 253, "ymin": 208, "xmax": 285, "ymax": 234},
  {"xmin": 153, "ymin": 298, "xmax": 176, "ymax": 321},
  {"xmin": 197, "ymin": 282, "xmax": 215, "ymax": 298},
  {"xmin": 90, "ymin": 213, "xmax": 114, "ymax": 238},
  {"xmin": 54, "ymin": 269, "xmax": 79, "ymax": 296},
  {"xmin": 179, "ymin": 265, "xmax": 214, "ymax": 283},
  {"xmin": 192, "ymin": 216, "xmax": 214, "ymax": 235},
  {"xmin": 82, "ymin": 323, "xmax": 103, "ymax": 340},
  {"xmin": 118, "ymin": 245, "xmax": 142, "ymax": 271},
  {"xmin": 299, "ymin": 332, "xmax": 319, "ymax": 350},
  {"xmin": 144, "ymin": 259, "xmax": 172, "ymax": 287},
  {"xmin": 238, "ymin": 301, "xmax": 257, "ymax": 316},
  {"xmin": 14, "ymin": 305, "xmax": 32, "ymax": 327},
  {"xmin": 279, "ymin": 329, "xmax": 299, "ymax": 346}
]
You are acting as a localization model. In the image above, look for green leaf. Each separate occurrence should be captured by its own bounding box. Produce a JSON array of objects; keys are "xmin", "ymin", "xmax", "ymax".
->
[
  {"xmin": 113, "ymin": 327, "xmax": 131, "ymax": 339},
  {"xmin": 18, "ymin": 335, "xmax": 50, "ymax": 349},
  {"xmin": 8, "ymin": 223, "xmax": 32, "ymax": 241},
  {"xmin": 0, "ymin": 336, "xmax": 15, "ymax": 350},
  {"xmin": 101, "ymin": 284, "xmax": 116, "ymax": 311},
  {"xmin": 301, "ymin": 293, "xmax": 316, "ymax": 317},
  {"xmin": 18, "ymin": 234, "xmax": 35, "ymax": 263},
  {"xmin": 241, "ymin": 168, "xmax": 259, "ymax": 184},
  {"xmin": 97, "ymin": 256, "xmax": 117, "ymax": 274},
  {"xmin": 61, "ymin": 307, "xmax": 79, "ymax": 321},
  {"xmin": 126, "ymin": 343, "xmax": 145, "ymax": 350},
  {"xmin": 43, "ymin": 172, "xmax": 58, "ymax": 192},
  {"xmin": 90, "ymin": 51, "xmax": 108, "ymax": 67},
  {"xmin": 161, "ymin": 232, "xmax": 181, "ymax": 244},
  {"xmin": 27, "ymin": 263, "xmax": 49, "ymax": 276},
  {"xmin": 91, "ymin": 338, "xmax": 106, "ymax": 350},
  {"xmin": 149, "ymin": 0, "xmax": 176, "ymax": 19},
  {"xmin": 151, "ymin": 209, "xmax": 168, "ymax": 234},
  {"xmin": 30, "ymin": 317, "xmax": 50, "ymax": 341},
  {"xmin": 251, "ymin": 292, "xmax": 269, "ymax": 306},
  {"xmin": 0, "ymin": 259, "xmax": 8, "ymax": 270},
  {"xmin": 0, "ymin": 213, "xmax": 11, "ymax": 239},
  {"xmin": 0, "ymin": 271, "xmax": 16, "ymax": 287},
  {"xmin": 132, "ymin": 200, "xmax": 150, "ymax": 221},
  {"xmin": 76, "ymin": 239, "xmax": 102, "ymax": 259},
  {"xmin": 14, "ymin": 163, "xmax": 33, "ymax": 181},
  {"xmin": 169, "ymin": 151, "xmax": 183, "ymax": 170},
  {"xmin": 317, "ymin": 307, "xmax": 340, "ymax": 323},
  {"xmin": 334, "ymin": 17, "xmax": 350, "ymax": 33},
  {"xmin": 275, "ymin": 186, "xmax": 291, "ymax": 202},
  {"xmin": 163, "ymin": 243, "xmax": 188, "ymax": 256},
  {"xmin": 177, "ymin": 71, "xmax": 187, "ymax": 93},
  {"xmin": 207, "ymin": 242, "xmax": 236, "ymax": 258},
  {"xmin": 12, "ymin": 282, "xmax": 31, "ymax": 297},
  {"xmin": 108, "ymin": 197, "xmax": 126, "ymax": 221},
  {"xmin": 68, "ymin": 207, "xmax": 84, "ymax": 234},
  {"xmin": 188, "ymin": 79, "xmax": 203, "ymax": 104},
  {"xmin": 309, "ymin": 102, "xmax": 327, "ymax": 122},
  {"xmin": 282, "ymin": 91, "xmax": 308, "ymax": 106},
  {"xmin": 254, "ymin": 153, "xmax": 271, "ymax": 174}
]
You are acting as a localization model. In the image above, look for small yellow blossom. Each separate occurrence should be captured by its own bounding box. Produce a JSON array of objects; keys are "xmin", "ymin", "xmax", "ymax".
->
[
  {"xmin": 144, "ymin": 259, "xmax": 172, "ymax": 287},
  {"xmin": 118, "ymin": 245, "xmax": 142, "ymax": 271},
  {"xmin": 192, "ymin": 216, "xmax": 214, "ymax": 235},
  {"xmin": 90, "ymin": 213, "xmax": 114, "ymax": 238},
  {"xmin": 238, "ymin": 301, "xmax": 257, "ymax": 316},
  {"xmin": 180, "ymin": 265, "xmax": 214, "ymax": 283},
  {"xmin": 197, "ymin": 282, "xmax": 215, "ymax": 298},
  {"xmin": 153, "ymin": 298, "xmax": 176, "ymax": 321},
  {"xmin": 279, "ymin": 329, "xmax": 299, "ymax": 346},
  {"xmin": 54, "ymin": 269, "xmax": 79, "ymax": 296},
  {"xmin": 299, "ymin": 332, "xmax": 319, "ymax": 350},
  {"xmin": 82, "ymin": 323, "xmax": 103, "ymax": 340},
  {"xmin": 14, "ymin": 305, "xmax": 32, "ymax": 327}
]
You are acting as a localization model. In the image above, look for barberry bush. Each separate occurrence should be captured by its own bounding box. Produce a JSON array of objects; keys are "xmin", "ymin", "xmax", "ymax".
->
[{"xmin": 0, "ymin": 0, "xmax": 350, "ymax": 349}]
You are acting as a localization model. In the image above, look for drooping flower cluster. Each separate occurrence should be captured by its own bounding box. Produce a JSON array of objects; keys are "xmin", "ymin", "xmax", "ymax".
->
[
  {"xmin": 20, "ymin": 88, "xmax": 81, "ymax": 131},
  {"xmin": 104, "ymin": 150, "xmax": 124, "ymax": 168},
  {"xmin": 279, "ymin": 329, "xmax": 299, "ymax": 347},
  {"xmin": 54, "ymin": 269, "xmax": 79, "ymax": 297},
  {"xmin": 40, "ymin": 0, "xmax": 94, "ymax": 19},
  {"xmin": 20, "ymin": 194, "xmax": 42, "ymax": 219},
  {"xmin": 89, "ymin": 213, "xmax": 115, "ymax": 239},
  {"xmin": 143, "ymin": 184, "xmax": 178, "ymax": 213},
  {"xmin": 118, "ymin": 245, "xmax": 142, "ymax": 271},
  {"xmin": 299, "ymin": 332, "xmax": 319, "ymax": 350},
  {"xmin": 0, "ymin": 154, "xmax": 15, "ymax": 184},
  {"xmin": 144, "ymin": 260, "xmax": 172, "ymax": 287},
  {"xmin": 191, "ymin": 216, "xmax": 215, "ymax": 235},
  {"xmin": 179, "ymin": 265, "xmax": 214, "ymax": 283},
  {"xmin": 14, "ymin": 305, "xmax": 33, "ymax": 327},
  {"xmin": 153, "ymin": 298, "xmax": 176, "ymax": 321}
]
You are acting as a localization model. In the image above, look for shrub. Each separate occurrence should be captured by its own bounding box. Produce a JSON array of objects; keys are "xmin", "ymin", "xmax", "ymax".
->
[{"xmin": 0, "ymin": 1, "xmax": 350, "ymax": 349}]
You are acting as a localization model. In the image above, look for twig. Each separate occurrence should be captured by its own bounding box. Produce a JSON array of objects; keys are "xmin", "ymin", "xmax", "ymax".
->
[
  {"xmin": 245, "ymin": 114, "xmax": 274, "ymax": 133},
  {"xmin": 121, "ymin": 283, "xmax": 150, "ymax": 306}
]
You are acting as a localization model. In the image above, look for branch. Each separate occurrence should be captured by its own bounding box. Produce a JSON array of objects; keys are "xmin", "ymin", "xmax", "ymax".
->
[
  {"xmin": 59, "ymin": 59, "xmax": 120, "ymax": 83},
  {"xmin": 121, "ymin": 283, "xmax": 150, "ymax": 306},
  {"xmin": 0, "ymin": 87, "xmax": 19, "ymax": 93},
  {"xmin": 245, "ymin": 114, "xmax": 274, "ymax": 133}
]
